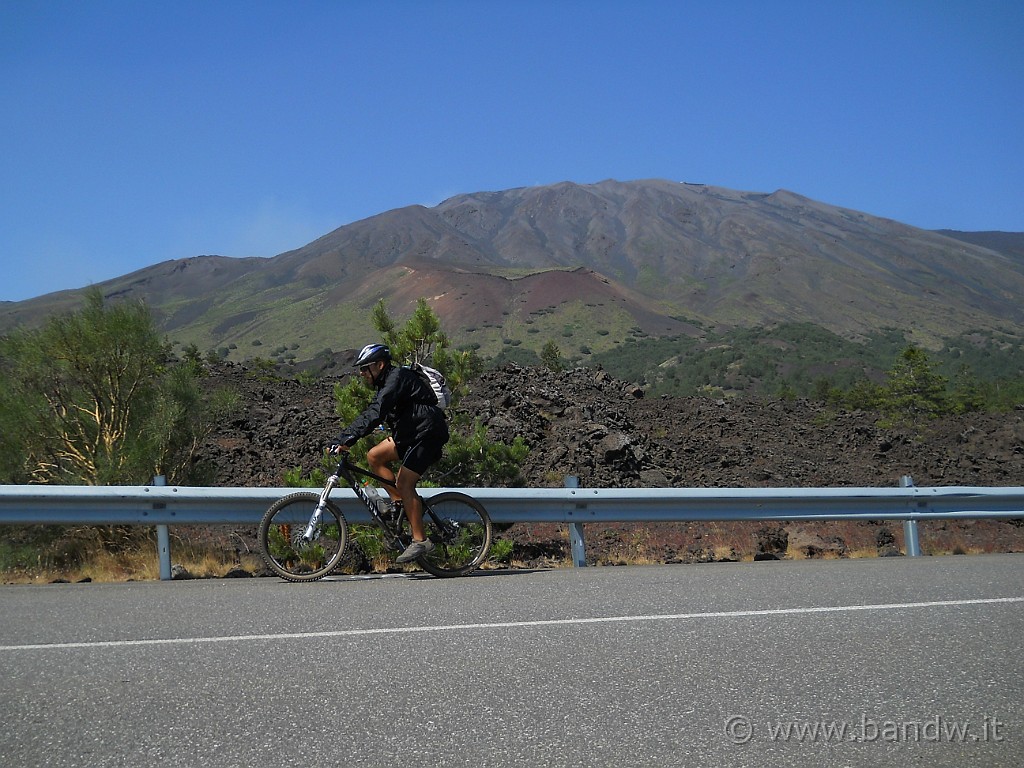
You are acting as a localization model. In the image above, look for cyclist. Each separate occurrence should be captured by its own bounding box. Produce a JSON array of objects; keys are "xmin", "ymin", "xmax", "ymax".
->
[{"xmin": 328, "ymin": 343, "xmax": 450, "ymax": 563}]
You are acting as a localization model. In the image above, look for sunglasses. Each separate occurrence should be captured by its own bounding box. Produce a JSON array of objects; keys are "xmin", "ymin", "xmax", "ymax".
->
[{"xmin": 359, "ymin": 364, "xmax": 375, "ymax": 373}]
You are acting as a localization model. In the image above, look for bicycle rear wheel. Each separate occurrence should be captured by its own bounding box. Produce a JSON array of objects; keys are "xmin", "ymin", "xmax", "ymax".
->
[
  {"xmin": 415, "ymin": 492, "xmax": 492, "ymax": 577},
  {"xmin": 258, "ymin": 492, "xmax": 349, "ymax": 582}
]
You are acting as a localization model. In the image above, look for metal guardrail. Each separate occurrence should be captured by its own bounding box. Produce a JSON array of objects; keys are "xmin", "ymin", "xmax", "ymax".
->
[{"xmin": 2, "ymin": 477, "xmax": 1022, "ymax": 578}]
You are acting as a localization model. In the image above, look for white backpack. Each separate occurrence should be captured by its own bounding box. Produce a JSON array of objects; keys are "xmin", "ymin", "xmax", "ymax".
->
[{"xmin": 410, "ymin": 362, "xmax": 452, "ymax": 409}]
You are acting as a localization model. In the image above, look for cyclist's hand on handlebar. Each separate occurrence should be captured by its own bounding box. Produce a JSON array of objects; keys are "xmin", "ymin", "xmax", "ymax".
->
[{"xmin": 327, "ymin": 442, "xmax": 350, "ymax": 455}]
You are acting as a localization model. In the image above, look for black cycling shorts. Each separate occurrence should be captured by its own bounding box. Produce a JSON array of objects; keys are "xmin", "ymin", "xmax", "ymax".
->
[{"xmin": 400, "ymin": 439, "xmax": 444, "ymax": 476}]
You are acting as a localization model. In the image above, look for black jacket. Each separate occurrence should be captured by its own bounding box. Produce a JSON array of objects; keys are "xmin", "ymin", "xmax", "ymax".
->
[{"xmin": 334, "ymin": 365, "xmax": 448, "ymax": 451}]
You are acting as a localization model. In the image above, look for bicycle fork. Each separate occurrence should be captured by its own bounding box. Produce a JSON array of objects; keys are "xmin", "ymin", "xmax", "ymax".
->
[{"xmin": 302, "ymin": 474, "xmax": 339, "ymax": 542}]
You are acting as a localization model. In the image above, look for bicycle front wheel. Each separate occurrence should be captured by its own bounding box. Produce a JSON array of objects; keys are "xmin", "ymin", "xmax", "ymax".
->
[
  {"xmin": 258, "ymin": 492, "xmax": 349, "ymax": 582},
  {"xmin": 416, "ymin": 492, "xmax": 492, "ymax": 577}
]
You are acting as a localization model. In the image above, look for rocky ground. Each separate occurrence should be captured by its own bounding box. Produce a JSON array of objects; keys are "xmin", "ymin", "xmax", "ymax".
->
[{"xmin": 189, "ymin": 361, "xmax": 1024, "ymax": 570}]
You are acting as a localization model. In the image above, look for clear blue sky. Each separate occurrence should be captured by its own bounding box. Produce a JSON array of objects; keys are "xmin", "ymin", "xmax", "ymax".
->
[{"xmin": 2, "ymin": 0, "xmax": 1021, "ymax": 302}]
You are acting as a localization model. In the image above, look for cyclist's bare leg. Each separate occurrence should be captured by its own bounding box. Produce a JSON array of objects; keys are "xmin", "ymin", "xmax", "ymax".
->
[
  {"xmin": 366, "ymin": 438, "xmax": 400, "ymax": 501},
  {"xmin": 396, "ymin": 466, "xmax": 427, "ymax": 542},
  {"xmin": 367, "ymin": 437, "xmax": 427, "ymax": 542}
]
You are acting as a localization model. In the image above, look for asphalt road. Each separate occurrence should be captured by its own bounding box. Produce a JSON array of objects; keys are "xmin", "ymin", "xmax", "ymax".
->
[{"xmin": 1, "ymin": 554, "xmax": 1021, "ymax": 768}]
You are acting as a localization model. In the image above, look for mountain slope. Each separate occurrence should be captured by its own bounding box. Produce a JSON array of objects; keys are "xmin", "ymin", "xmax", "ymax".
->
[
  {"xmin": 2, "ymin": 179, "xmax": 1023, "ymax": 360},
  {"xmin": 430, "ymin": 181, "xmax": 1024, "ymax": 342}
]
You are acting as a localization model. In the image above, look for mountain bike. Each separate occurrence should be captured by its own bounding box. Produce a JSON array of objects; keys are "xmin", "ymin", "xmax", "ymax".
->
[{"xmin": 257, "ymin": 453, "xmax": 492, "ymax": 582}]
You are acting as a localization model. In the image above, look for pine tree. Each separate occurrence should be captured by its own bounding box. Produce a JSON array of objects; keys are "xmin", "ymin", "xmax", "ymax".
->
[
  {"xmin": 880, "ymin": 346, "xmax": 948, "ymax": 421},
  {"xmin": 541, "ymin": 340, "xmax": 565, "ymax": 372}
]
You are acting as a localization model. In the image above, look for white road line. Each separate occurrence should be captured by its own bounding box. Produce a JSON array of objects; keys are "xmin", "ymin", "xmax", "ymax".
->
[{"xmin": 2, "ymin": 596, "xmax": 1021, "ymax": 652}]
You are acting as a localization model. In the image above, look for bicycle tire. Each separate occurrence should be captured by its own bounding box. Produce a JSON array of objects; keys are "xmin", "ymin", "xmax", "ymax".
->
[
  {"xmin": 258, "ymin": 492, "xmax": 349, "ymax": 582},
  {"xmin": 414, "ymin": 491, "xmax": 492, "ymax": 577}
]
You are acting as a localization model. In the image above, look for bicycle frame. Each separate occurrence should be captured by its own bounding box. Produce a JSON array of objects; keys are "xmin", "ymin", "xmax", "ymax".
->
[
  {"xmin": 305, "ymin": 454, "xmax": 442, "ymax": 551},
  {"xmin": 302, "ymin": 455, "xmax": 386, "ymax": 539}
]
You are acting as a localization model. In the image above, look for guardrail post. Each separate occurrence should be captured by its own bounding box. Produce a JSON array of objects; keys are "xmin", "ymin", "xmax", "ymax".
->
[
  {"xmin": 565, "ymin": 476, "xmax": 586, "ymax": 567},
  {"xmin": 153, "ymin": 475, "xmax": 172, "ymax": 580},
  {"xmin": 899, "ymin": 475, "xmax": 922, "ymax": 557}
]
